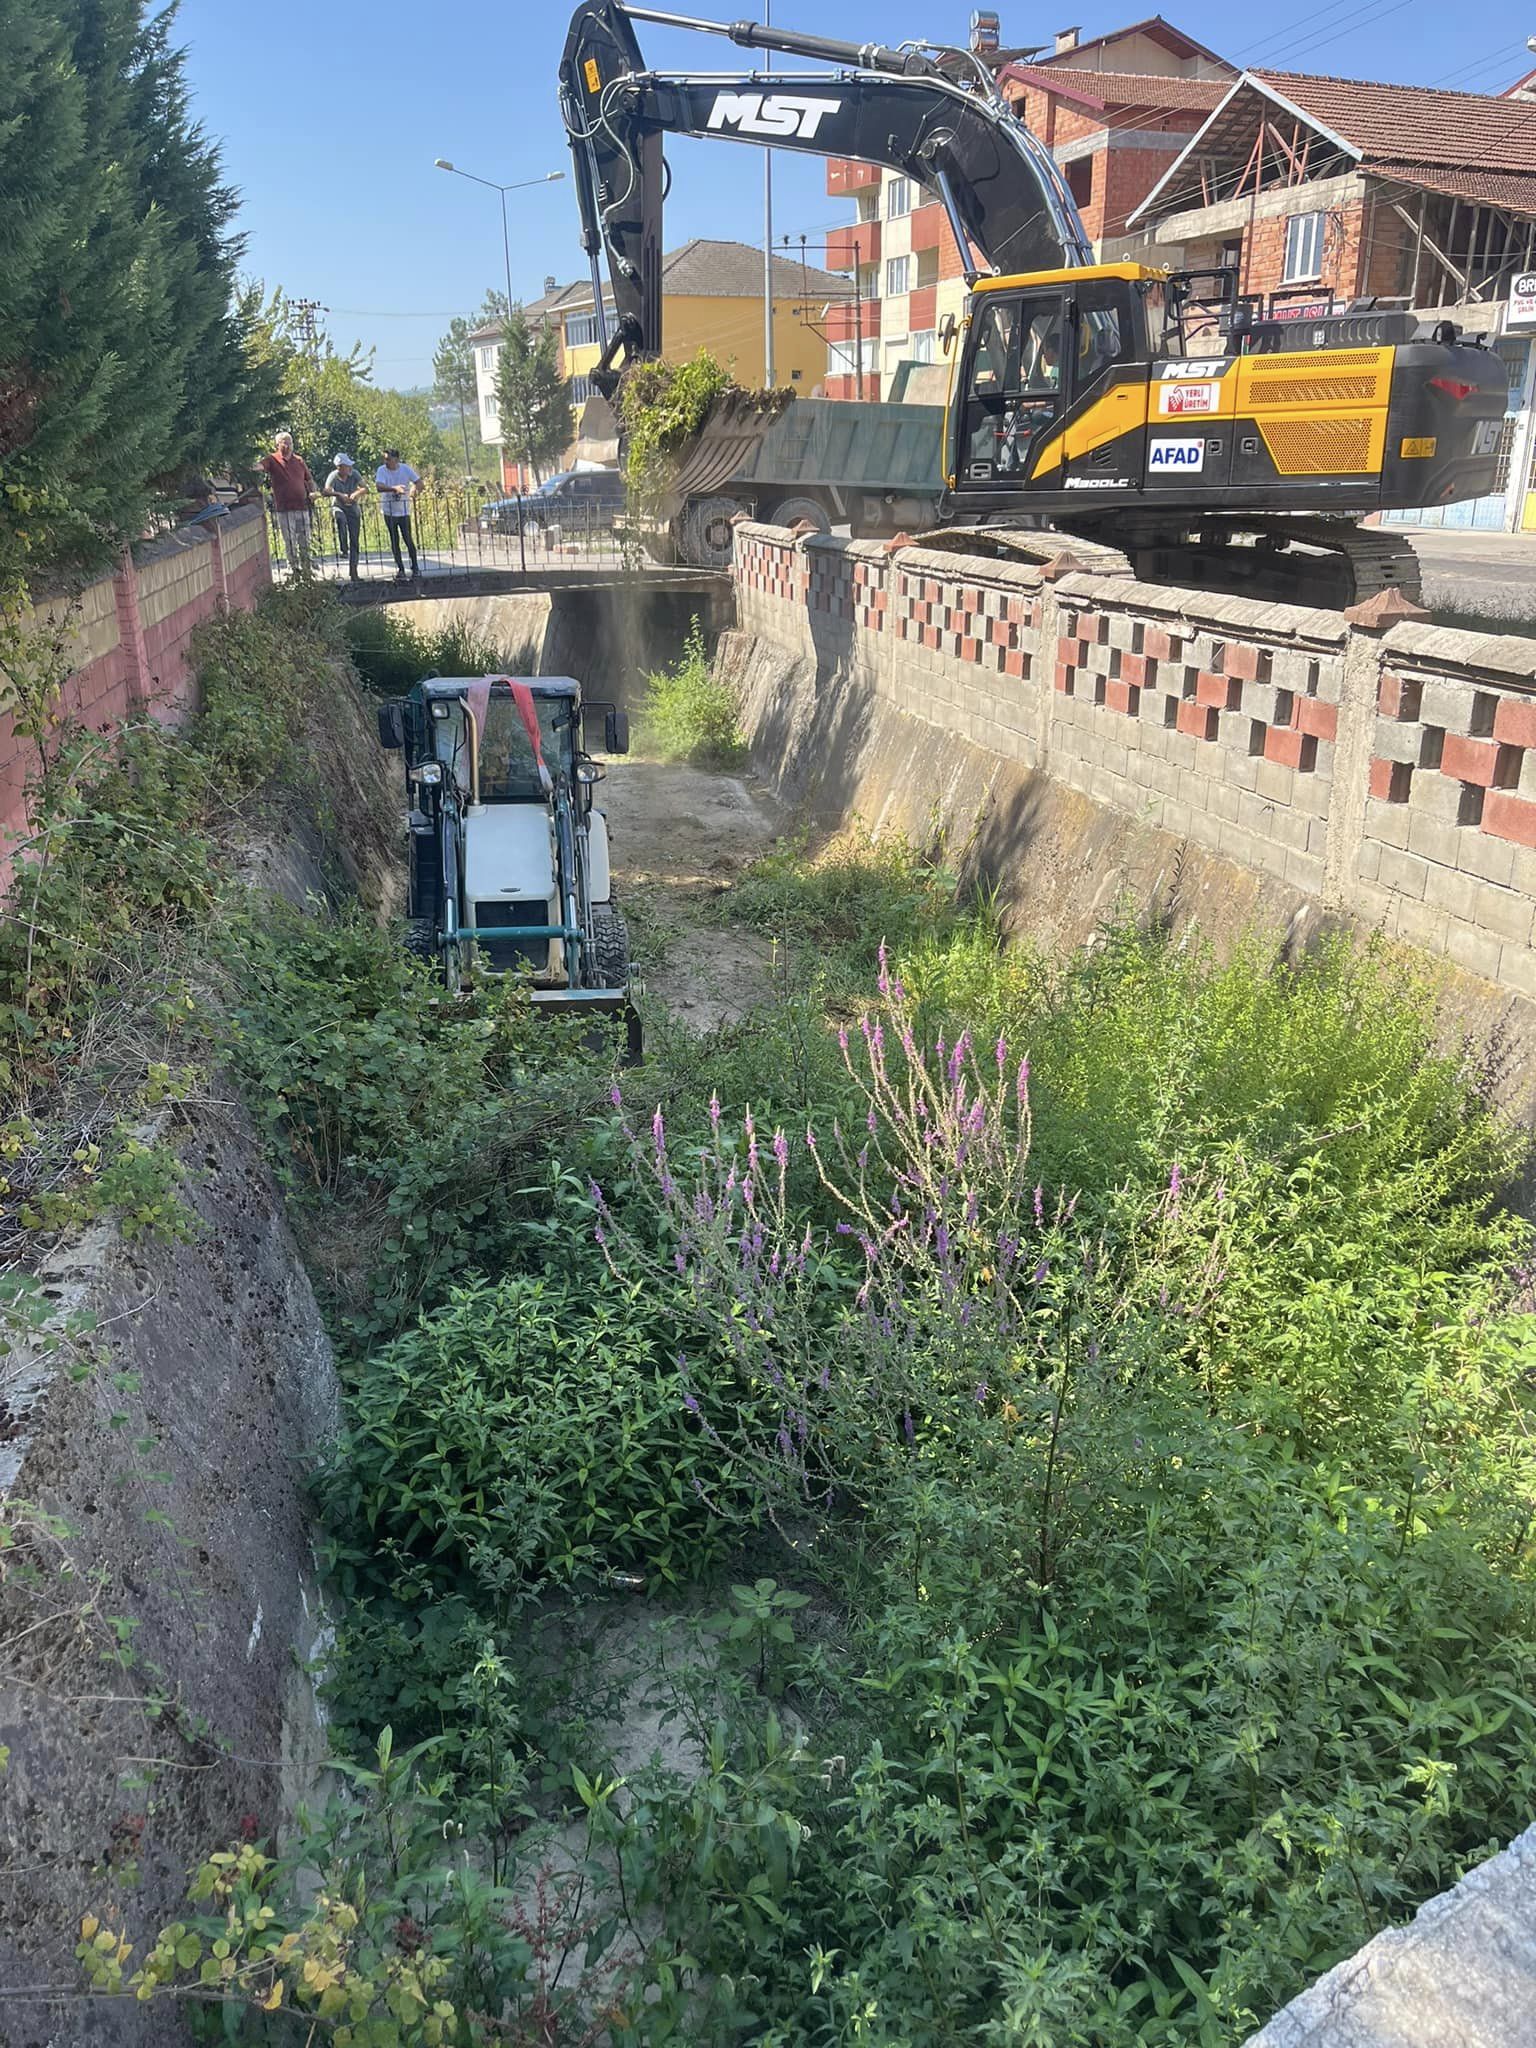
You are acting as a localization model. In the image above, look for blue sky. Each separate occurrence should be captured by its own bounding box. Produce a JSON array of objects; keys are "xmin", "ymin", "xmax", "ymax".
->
[{"xmin": 178, "ymin": 0, "xmax": 1536, "ymax": 388}]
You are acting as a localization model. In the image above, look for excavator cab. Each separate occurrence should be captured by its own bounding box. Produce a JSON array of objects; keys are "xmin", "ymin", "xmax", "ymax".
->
[{"xmin": 950, "ymin": 266, "xmax": 1157, "ymax": 512}]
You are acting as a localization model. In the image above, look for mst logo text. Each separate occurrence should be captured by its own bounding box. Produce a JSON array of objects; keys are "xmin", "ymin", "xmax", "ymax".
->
[{"xmin": 706, "ymin": 91, "xmax": 842, "ymax": 139}]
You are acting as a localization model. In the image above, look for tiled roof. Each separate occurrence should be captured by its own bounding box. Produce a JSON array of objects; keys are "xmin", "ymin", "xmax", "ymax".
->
[
  {"xmin": 1253, "ymin": 69, "xmax": 1536, "ymax": 171},
  {"xmin": 1031, "ymin": 15, "xmax": 1229, "ymax": 69},
  {"xmin": 468, "ymin": 241, "xmax": 850, "ymax": 340},
  {"xmin": 1365, "ymin": 161, "xmax": 1536, "ymax": 213},
  {"xmin": 660, "ymin": 238, "xmax": 851, "ymax": 298},
  {"xmin": 1001, "ymin": 63, "xmax": 1229, "ymax": 112}
]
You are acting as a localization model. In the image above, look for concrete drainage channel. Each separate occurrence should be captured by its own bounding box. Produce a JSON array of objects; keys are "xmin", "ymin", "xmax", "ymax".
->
[{"xmin": 7, "ymin": 565, "xmax": 1536, "ymax": 2044}]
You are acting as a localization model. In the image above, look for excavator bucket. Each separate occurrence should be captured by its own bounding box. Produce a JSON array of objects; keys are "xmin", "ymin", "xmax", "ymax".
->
[{"xmin": 648, "ymin": 387, "xmax": 795, "ymax": 523}]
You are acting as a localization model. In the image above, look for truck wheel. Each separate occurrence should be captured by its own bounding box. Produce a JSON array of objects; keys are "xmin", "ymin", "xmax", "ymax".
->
[
  {"xmin": 589, "ymin": 904, "xmax": 631, "ymax": 989},
  {"xmin": 767, "ymin": 495, "xmax": 831, "ymax": 535},
  {"xmin": 403, "ymin": 916, "xmax": 436, "ymax": 961},
  {"xmin": 676, "ymin": 495, "xmax": 748, "ymax": 570}
]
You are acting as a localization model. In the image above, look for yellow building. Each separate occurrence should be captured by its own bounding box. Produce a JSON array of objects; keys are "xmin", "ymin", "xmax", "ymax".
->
[{"xmin": 471, "ymin": 238, "xmax": 853, "ymax": 461}]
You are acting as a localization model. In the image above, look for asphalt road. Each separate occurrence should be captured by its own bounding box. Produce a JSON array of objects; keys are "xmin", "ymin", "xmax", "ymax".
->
[{"xmin": 1404, "ymin": 529, "xmax": 1536, "ymax": 630}]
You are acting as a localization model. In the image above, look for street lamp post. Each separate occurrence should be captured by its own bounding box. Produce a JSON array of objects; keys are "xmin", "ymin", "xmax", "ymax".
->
[{"xmin": 434, "ymin": 160, "xmax": 565, "ymax": 540}]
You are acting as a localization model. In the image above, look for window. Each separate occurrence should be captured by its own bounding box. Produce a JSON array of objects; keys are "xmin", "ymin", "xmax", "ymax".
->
[
  {"xmin": 569, "ymin": 374, "xmax": 594, "ymax": 404},
  {"xmin": 886, "ymin": 176, "xmax": 912, "ymax": 219},
  {"xmin": 1283, "ymin": 211, "xmax": 1326, "ymax": 283},
  {"xmin": 482, "ymin": 392, "xmax": 498, "ymax": 419},
  {"xmin": 479, "ymin": 346, "xmax": 498, "ymax": 373},
  {"xmin": 857, "ymin": 190, "xmax": 879, "ymax": 222},
  {"xmin": 565, "ymin": 314, "xmax": 600, "ymax": 349},
  {"xmin": 910, "ymin": 329, "xmax": 936, "ymax": 363},
  {"xmin": 1065, "ymin": 157, "xmax": 1093, "ymax": 208},
  {"xmin": 885, "ymin": 254, "xmax": 911, "ymax": 298}
]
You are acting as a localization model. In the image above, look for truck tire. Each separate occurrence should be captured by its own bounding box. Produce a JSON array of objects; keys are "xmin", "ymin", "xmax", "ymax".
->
[
  {"xmin": 767, "ymin": 494, "xmax": 831, "ymax": 535},
  {"xmin": 589, "ymin": 904, "xmax": 631, "ymax": 989},
  {"xmin": 403, "ymin": 916, "xmax": 436, "ymax": 961},
  {"xmin": 675, "ymin": 495, "xmax": 749, "ymax": 570}
]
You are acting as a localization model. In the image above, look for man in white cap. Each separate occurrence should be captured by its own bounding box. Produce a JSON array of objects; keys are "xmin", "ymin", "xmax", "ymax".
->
[{"xmin": 323, "ymin": 454, "xmax": 368, "ymax": 580}]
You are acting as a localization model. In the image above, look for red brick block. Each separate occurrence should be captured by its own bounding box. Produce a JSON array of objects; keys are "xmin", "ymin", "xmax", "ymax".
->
[
  {"xmin": 1493, "ymin": 696, "xmax": 1536, "ymax": 749},
  {"xmin": 1176, "ymin": 700, "xmax": 1216, "ymax": 741},
  {"xmin": 1054, "ymin": 661, "xmax": 1075, "ymax": 694},
  {"xmin": 1003, "ymin": 649, "xmax": 1026, "ymax": 679},
  {"xmin": 961, "ymin": 637, "xmax": 981, "ymax": 665},
  {"xmin": 1296, "ymin": 697, "xmax": 1339, "ymax": 743},
  {"xmin": 1226, "ymin": 643, "xmax": 1262, "ymax": 681},
  {"xmin": 1195, "ymin": 670, "xmax": 1235, "ymax": 711},
  {"xmin": 1441, "ymin": 733, "xmax": 1501, "ymax": 787},
  {"xmin": 1264, "ymin": 725, "xmax": 1308, "ymax": 768},
  {"xmin": 1106, "ymin": 679, "xmax": 1141, "ymax": 717},
  {"xmin": 1369, "ymin": 756, "xmax": 1403, "ymax": 801},
  {"xmin": 1482, "ymin": 790, "xmax": 1536, "ymax": 847},
  {"xmin": 1120, "ymin": 652, "xmax": 1149, "ymax": 688},
  {"xmin": 1145, "ymin": 628, "xmax": 1176, "ymax": 662},
  {"xmin": 924, "ymin": 625, "xmax": 940, "ymax": 651}
]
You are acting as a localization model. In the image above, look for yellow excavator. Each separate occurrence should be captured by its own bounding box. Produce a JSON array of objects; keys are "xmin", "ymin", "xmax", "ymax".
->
[{"xmin": 558, "ymin": 3, "xmax": 1507, "ymax": 608}]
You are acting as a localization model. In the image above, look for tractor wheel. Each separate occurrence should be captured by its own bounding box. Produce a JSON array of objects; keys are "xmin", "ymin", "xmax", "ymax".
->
[
  {"xmin": 403, "ymin": 916, "xmax": 436, "ymax": 962},
  {"xmin": 767, "ymin": 494, "xmax": 831, "ymax": 536},
  {"xmin": 589, "ymin": 904, "xmax": 631, "ymax": 989}
]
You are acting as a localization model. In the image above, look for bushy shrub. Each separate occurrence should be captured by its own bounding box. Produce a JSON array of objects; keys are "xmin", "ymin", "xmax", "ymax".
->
[
  {"xmin": 321, "ymin": 1269, "xmax": 763, "ymax": 1608},
  {"xmin": 636, "ymin": 618, "xmax": 745, "ymax": 766}
]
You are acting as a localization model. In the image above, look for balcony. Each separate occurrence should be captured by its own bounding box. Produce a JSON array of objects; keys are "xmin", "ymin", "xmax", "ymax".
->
[
  {"xmin": 826, "ymin": 221, "xmax": 880, "ymax": 272},
  {"xmin": 822, "ymin": 372, "xmax": 881, "ymax": 401},
  {"xmin": 909, "ymin": 202, "xmax": 951, "ymax": 256},
  {"xmin": 826, "ymin": 157, "xmax": 881, "ymax": 195},
  {"xmin": 824, "ymin": 298, "xmax": 880, "ymax": 345}
]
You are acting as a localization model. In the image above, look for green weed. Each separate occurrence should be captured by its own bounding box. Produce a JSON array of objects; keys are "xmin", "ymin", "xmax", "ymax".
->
[{"xmin": 636, "ymin": 618, "xmax": 745, "ymax": 766}]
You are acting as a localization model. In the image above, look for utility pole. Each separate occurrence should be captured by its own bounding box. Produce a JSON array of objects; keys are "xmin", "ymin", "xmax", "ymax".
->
[
  {"xmin": 853, "ymin": 235, "xmax": 864, "ymax": 401},
  {"xmin": 292, "ymin": 297, "xmax": 325, "ymax": 357},
  {"xmin": 763, "ymin": 0, "xmax": 776, "ymax": 386}
]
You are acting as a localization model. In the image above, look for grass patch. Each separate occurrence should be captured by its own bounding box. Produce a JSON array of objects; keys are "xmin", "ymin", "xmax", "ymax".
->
[{"xmin": 635, "ymin": 617, "xmax": 745, "ymax": 766}]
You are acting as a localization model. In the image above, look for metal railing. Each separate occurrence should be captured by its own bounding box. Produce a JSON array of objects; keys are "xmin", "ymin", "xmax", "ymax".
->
[{"xmin": 267, "ymin": 480, "xmax": 631, "ymax": 585}]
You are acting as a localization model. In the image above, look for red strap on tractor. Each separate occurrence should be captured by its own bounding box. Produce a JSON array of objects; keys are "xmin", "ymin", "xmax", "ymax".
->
[{"xmin": 505, "ymin": 681, "xmax": 551, "ymax": 790}]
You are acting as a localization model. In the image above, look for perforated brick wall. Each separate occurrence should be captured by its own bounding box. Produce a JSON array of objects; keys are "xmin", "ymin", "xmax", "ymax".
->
[{"xmin": 731, "ymin": 521, "xmax": 1536, "ymax": 1001}]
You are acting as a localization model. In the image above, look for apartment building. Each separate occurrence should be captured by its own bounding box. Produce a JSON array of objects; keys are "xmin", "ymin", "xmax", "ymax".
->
[
  {"xmin": 822, "ymin": 15, "xmax": 1232, "ymax": 400},
  {"xmin": 1131, "ymin": 71, "xmax": 1536, "ymax": 529}
]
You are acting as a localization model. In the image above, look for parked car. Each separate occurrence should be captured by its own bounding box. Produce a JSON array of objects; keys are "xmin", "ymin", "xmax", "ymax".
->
[{"xmin": 479, "ymin": 468, "xmax": 625, "ymax": 534}]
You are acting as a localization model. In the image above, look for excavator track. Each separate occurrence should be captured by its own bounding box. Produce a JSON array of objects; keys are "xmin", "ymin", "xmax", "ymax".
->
[{"xmin": 1080, "ymin": 515, "xmax": 1423, "ymax": 613}]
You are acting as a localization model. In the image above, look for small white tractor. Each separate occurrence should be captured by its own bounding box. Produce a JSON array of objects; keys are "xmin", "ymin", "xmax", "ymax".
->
[{"xmin": 377, "ymin": 673, "xmax": 640, "ymax": 1053}]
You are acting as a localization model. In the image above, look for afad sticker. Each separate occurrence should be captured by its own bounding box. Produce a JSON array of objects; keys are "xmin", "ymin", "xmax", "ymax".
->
[
  {"xmin": 1148, "ymin": 438, "xmax": 1205, "ymax": 473},
  {"xmin": 1159, "ymin": 382, "xmax": 1220, "ymax": 417}
]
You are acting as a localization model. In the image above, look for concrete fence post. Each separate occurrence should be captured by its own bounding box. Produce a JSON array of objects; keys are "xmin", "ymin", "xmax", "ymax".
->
[
  {"xmin": 112, "ymin": 546, "xmax": 150, "ymax": 714},
  {"xmin": 208, "ymin": 523, "xmax": 229, "ymax": 607}
]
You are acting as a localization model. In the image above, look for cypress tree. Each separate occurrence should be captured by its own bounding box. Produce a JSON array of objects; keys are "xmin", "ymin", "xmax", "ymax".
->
[{"xmin": 0, "ymin": 0, "xmax": 281, "ymax": 595}]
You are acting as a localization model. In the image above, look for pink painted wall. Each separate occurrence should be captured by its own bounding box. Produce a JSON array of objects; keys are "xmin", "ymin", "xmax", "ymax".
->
[{"xmin": 0, "ymin": 509, "xmax": 271, "ymax": 882}]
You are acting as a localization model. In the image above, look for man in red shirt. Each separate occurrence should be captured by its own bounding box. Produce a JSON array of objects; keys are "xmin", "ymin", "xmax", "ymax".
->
[{"xmin": 258, "ymin": 432, "xmax": 317, "ymax": 576}]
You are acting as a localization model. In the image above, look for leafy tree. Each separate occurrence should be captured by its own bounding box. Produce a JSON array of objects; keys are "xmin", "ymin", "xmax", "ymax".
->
[
  {"xmin": 492, "ymin": 310, "xmax": 573, "ymax": 484},
  {"xmin": 244, "ymin": 287, "xmax": 449, "ymax": 479},
  {"xmin": 0, "ymin": 0, "xmax": 280, "ymax": 596}
]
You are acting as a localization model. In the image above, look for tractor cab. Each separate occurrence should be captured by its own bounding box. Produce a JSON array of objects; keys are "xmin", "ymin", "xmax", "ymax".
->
[{"xmin": 377, "ymin": 675, "xmax": 638, "ymax": 1050}]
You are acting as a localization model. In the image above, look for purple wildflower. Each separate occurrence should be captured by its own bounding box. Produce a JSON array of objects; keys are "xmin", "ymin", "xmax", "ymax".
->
[
  {"xmin": 709, "ymin": 1090, "xmax": 721, "ymax": 1129},
  {"xmin": 974, "ymin": 1381, "xmax": 988, "ymax": 1403},
  {"xmin": 651, "ymin": 1105, "xmax": 665, "ymax": 1155},
  {"xmin": 683, "ymin": 1392, "xmax": 700, "ymax": 1416},
  {"xmin": 610, "ymin": 1085, "xmax": 623, "ymax": 1109},
  {"xmin": 1033, "ymin": 1260, "xmax": 1050, "ymax": 1284},
  {"xmin": 773, "ymin": 1130, "xmax": 789, "ymax": 1168},
  {"xmin": 995, "ymin": 1033, "xmax": 1008, "ymax": 1073},
  {"xmin": 1034, "ymin": 1184, "xmax": 1044, "ymax": 1227}
]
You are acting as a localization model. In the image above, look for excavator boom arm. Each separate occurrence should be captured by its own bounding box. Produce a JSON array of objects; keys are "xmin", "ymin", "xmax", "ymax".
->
[{"xmin": 560, "ymin": 0, "xmax": 1090, "ymax": 389}]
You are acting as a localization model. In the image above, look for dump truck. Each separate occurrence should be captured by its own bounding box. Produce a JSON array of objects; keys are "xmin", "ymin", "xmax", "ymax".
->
[{"xmin": 642, "ymin": 389, "xmax": 944, "ymax": 570}]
